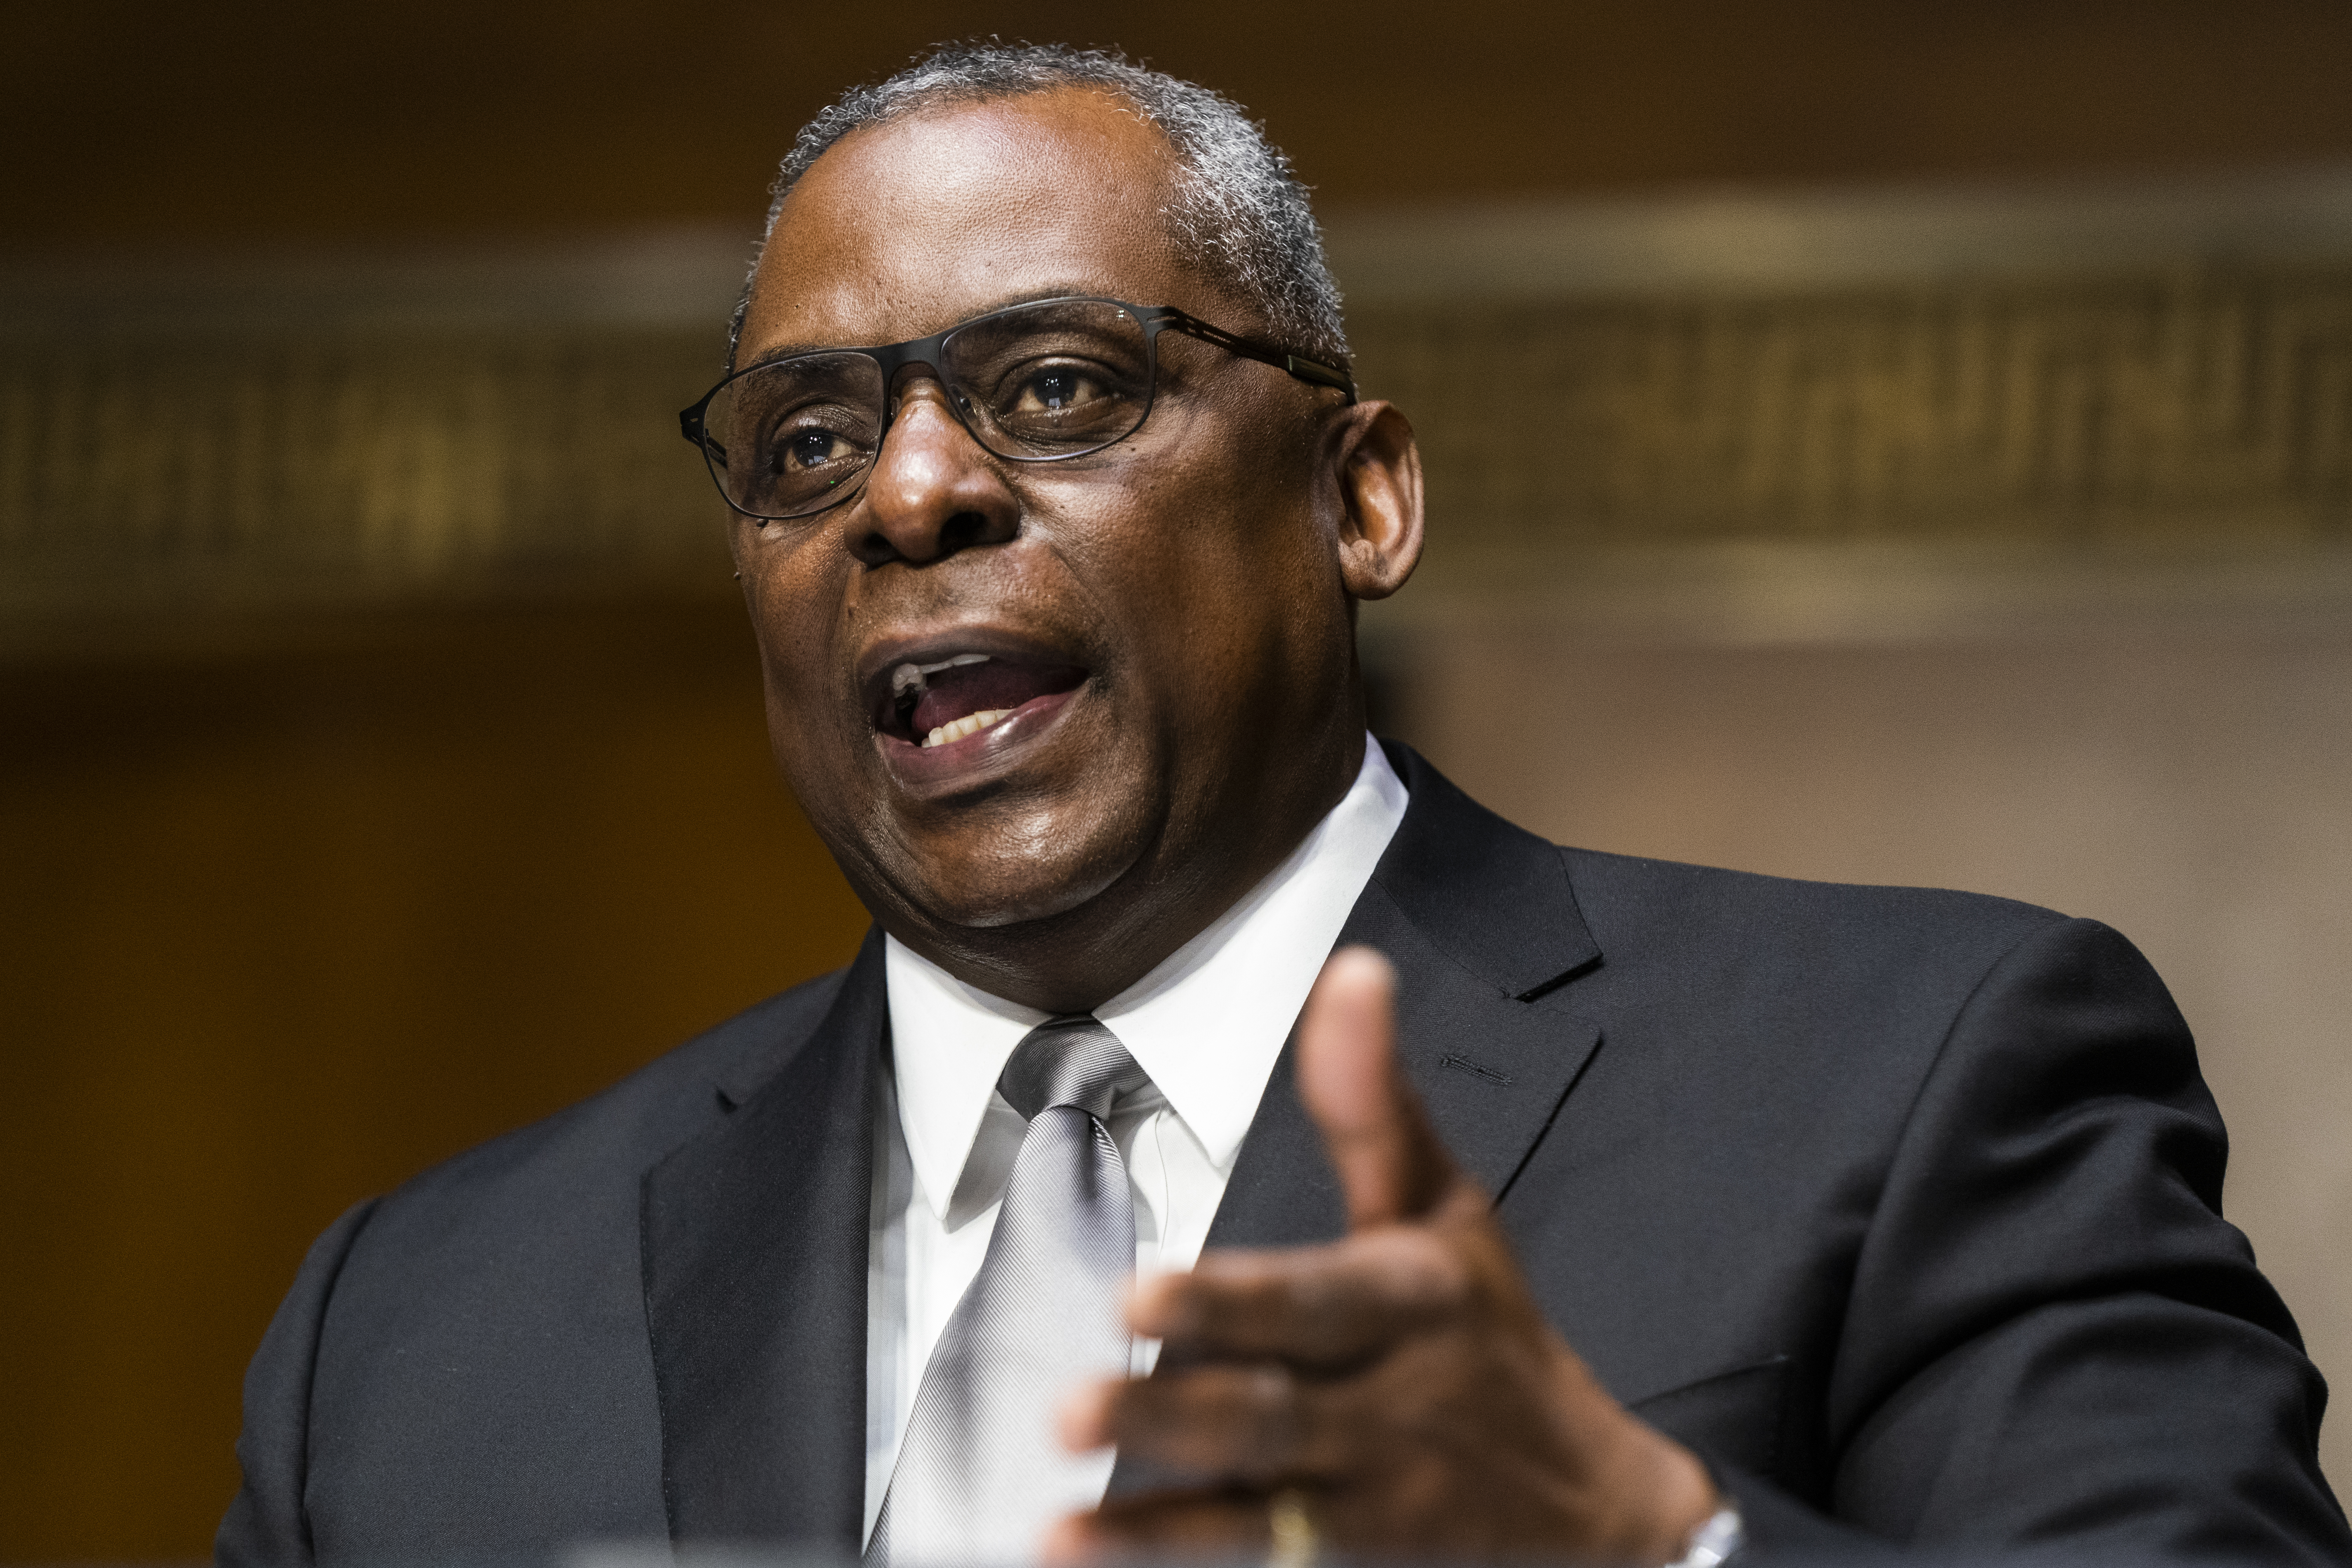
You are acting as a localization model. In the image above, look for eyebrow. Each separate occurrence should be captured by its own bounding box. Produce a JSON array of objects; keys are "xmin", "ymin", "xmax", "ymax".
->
[{"xmin": 735, "ymin": 283, "xmax": 1141, "ymax": 372}]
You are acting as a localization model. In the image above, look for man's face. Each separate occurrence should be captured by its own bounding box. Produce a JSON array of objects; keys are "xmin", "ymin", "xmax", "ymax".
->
[{"xmin": 733, "ymin": 88, "xmax": 1372, "ymax": 997}]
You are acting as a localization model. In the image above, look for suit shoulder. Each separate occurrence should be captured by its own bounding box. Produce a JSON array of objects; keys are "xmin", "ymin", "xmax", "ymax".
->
[
  {"xmin": 368, "ymin": 962, "xmax": 855, "ymax": 1221},
  {"xmin": 1560, "ymin": 843, "xmax": 2071, "ymax": 969},
  {"xmin": 1551, "ymin": 845, "xmax": 2115, "ymax": 1051}
]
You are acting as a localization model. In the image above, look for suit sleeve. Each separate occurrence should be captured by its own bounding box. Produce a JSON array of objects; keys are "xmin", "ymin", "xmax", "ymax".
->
[
  {"xmin": 215, "ymin": 1199, "xmax": 379, "ymax": 1568},
  {"xmin": 1758, "ymin": 917, "xmax": 2347, "ymax": 1561}
]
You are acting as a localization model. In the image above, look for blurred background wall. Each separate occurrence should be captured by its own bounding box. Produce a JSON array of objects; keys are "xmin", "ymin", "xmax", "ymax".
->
[{"xmin": 5, "ymin": 2, "xmax": 2350, "ymax": 1557}]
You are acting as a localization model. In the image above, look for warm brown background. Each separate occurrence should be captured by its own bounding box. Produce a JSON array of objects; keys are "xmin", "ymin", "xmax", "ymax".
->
[
  {"xmin": 10, "ymin": 1, "xmax": 2352, "ymax": 1560},
  {"xmin": 16, "ymin": 0, "xmax": 2352, "ymax": 246}
]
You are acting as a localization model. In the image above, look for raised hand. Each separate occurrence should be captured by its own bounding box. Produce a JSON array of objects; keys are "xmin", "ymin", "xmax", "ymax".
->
[{"xmin": 1049, "ymin": 946, "xmax": 1720, "ymax": 1563}]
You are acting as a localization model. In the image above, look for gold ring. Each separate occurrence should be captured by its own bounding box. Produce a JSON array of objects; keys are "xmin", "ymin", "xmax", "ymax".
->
[{"xmin": 1267, "ymin": 1487, "xmax": 1318, "ymax": 1568}]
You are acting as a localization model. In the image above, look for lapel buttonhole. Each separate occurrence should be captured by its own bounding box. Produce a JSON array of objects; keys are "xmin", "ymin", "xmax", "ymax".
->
[{"xmin": 1440, "ymin": 1052, "xmax": 1514, "ymax": 1088}]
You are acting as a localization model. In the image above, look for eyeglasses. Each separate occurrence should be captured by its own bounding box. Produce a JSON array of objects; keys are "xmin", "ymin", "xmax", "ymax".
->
[{"xmin": 678, "ymin": 295, "xmax": 1355, "ymax": 523}]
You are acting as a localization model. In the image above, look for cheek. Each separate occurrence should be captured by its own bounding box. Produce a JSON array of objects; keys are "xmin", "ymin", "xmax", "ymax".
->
[
  {"xmin": 741, "ymin": 531, "xmax": 861, "ymax": 752},
  {"xmin": 1095, "ymin": 467, "xmax": 1335, "ymax": 698},
  {"xmin": 1069, "ymin": 398, "xmax": 1327, "ymax": 621}
]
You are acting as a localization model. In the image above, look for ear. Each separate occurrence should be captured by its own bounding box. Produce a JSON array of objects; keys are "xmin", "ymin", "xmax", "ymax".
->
[{"xmin": 1327, "ymin": 400, "xmax": 1425, "ymax": 601}]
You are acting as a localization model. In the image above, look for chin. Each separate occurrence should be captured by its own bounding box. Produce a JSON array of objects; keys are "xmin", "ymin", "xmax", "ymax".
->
[{"xmin": 854, "ymin": 787, "xmax": 1151, "ymax": 935}]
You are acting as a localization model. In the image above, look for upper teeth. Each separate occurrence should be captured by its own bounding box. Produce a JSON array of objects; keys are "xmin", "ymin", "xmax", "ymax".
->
[
  {"xmin": 892, "ymin": 652, "xmax": 991, "ymax": 702},
  {"xmin": 924, "ymin": 709, "xmax": 1013, "ymax": 748}
]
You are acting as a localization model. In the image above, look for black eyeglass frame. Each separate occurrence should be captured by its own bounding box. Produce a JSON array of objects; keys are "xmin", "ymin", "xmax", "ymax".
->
[{"xmin": 676, "ymin": 295, "xmax": 1356, "ymax": 523}]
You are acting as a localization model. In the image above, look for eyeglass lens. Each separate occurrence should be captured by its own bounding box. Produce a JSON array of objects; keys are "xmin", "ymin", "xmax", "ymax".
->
[{"xmin": 699, "ymin": 299, "xmax": 1156, "ymax": 520}]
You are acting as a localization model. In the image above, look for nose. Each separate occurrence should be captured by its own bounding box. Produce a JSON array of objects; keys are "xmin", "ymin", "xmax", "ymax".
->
[{"xmin": 849, "ymin": 370, "xmax": 1020, "ymax": 567}]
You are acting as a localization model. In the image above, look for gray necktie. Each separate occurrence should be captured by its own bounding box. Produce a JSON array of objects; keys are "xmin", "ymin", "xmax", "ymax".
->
[{"xmin": 870, "ymin": 1016, "xmax": 1149, "ymax": 1567}]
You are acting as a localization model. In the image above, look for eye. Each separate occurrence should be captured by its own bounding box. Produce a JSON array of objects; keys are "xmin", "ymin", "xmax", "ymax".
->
[
  {"xmin": 773, "ymin": 425, "xmax": 857, "ymax": 473},
  {"xmin": 1008, "ymin": 364, "xmax": 1106, "ymax": 416}
]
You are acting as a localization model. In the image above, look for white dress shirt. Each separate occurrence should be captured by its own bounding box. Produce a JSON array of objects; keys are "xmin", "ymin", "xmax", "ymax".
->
[{"xmin": 864, "ymin": 736, "xmax": 1409, "ymax": 1548}]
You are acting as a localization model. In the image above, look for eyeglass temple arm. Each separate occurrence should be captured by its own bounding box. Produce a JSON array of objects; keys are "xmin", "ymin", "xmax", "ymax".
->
[{"xmin": 1156, "ymin": 311, "xmax": 1358, "ymax": 402}]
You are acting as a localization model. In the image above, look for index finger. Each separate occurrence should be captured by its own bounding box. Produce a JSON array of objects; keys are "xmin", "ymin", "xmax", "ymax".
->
[{"xmin": 1129, "ymin": 1224, "xmax": 1470, "ymax": 1366}]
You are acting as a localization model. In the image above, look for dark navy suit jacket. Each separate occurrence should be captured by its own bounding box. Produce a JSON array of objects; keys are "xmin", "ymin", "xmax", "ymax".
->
[{"xmin": 218, "ymin": 743, "xmax": 2350, "ymax": 1563}]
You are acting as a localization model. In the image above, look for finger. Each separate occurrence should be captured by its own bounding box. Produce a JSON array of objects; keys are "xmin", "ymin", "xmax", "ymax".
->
[
  {"xmin": 1127, "ymin": 1225, "xmax": 1467, "ymax": 1363},
  {"xmin": 1044, "ymin": 1486, "xmax": 1276, "ymax": 1564},
  {"xmin": 1297, "ymin": 946, "xmax": 1460, "ymax": 1227},
  {"xmin": 1073, "ymin": 1362, "xmax": 1328, "ymax": 1482},
  {"xmin": 1058, "ymin": 1375, "xmax": 1118, "ymax": 1453}
]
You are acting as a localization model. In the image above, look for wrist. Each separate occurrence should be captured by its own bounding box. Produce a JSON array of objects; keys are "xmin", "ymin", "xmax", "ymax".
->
[
  {"xmin": 1661, "ymin": 1503, "xmax": 1745, "ymax": 1568},
  {"xmin": 1583, "ymin": 1414, "xmax": 1720, "ymax": 1565},
  {"xmin": 1639, "ymin": 1439, "xmax": 1724, "ymax": 1565}
]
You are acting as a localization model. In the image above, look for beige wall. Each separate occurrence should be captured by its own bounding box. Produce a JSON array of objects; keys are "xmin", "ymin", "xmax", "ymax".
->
[{"xmin": 1383, "ymin": 549, "xmax": 2352, "ymax": 1491}]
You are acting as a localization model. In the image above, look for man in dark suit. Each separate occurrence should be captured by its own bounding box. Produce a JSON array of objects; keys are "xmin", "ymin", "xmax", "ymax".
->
[{"xmin": 220, "ymin": 43, "xmax": 2347, "ymax": 1567}]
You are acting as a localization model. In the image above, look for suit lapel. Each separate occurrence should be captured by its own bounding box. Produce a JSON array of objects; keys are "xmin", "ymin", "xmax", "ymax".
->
[
  {"xmin": 1209, "ymin": 741, "xmax": 1603, "ymax": 1253},
  {"xmin": 641, "ymin": 929, "xmax": 886, "ymax": 1549},
  {"xmin": 1354, "ymin": 877, "xmax": 1603, "ymax": 1201},
  {"xmin": 1111, "ymin": 746, "xmax": 1604, "ymax": 1497}
]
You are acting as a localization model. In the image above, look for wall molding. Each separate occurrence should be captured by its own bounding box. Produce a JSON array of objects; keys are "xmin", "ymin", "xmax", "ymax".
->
[{"xmin": 6, "ymin": 172, "xmax": 2352, "ymax": 633}]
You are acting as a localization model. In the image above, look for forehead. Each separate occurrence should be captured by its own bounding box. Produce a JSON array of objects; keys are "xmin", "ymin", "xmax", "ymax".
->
[{"xmin": 740, "ymin": 88, "xmax": 1230, "ymax": 357}]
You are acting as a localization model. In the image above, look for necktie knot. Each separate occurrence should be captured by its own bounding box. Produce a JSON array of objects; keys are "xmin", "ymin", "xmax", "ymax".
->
[{"xmin": 998, "ymin": 1015, "xmax": 1146, "ymax": 1123}]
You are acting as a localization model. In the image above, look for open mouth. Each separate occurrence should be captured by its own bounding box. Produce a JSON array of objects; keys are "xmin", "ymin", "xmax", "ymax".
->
[{"xmin": 877, "ymin": 654, "xmax": 1089, "ymax": 751}]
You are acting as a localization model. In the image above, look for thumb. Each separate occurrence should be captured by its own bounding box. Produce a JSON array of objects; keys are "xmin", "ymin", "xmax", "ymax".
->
[{"xmin": 1296, "ymin": 945, "xmax": 1458, "ymax": 1228}]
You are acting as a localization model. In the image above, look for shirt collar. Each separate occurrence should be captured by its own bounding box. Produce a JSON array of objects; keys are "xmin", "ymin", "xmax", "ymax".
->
[{"xmin": 884, "ymin": 736, "xmax": 1409, "ymax": 1218}]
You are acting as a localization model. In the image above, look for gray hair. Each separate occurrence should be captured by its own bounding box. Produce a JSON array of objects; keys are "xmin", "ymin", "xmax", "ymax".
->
[{"xmin": 729, "ymin": 41, "xmax": 1348, "ymax": 368}]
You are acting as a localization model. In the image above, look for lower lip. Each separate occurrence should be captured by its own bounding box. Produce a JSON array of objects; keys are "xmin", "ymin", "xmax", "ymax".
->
[{"xmin": 875, "ymin": 685, "xmax": 1084, "ymax": 790}]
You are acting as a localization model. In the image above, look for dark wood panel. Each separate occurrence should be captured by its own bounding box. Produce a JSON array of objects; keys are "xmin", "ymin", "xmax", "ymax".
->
[{"xmin": 0, "ymin": 600, "xmax": 870, "ymax": 1559}]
